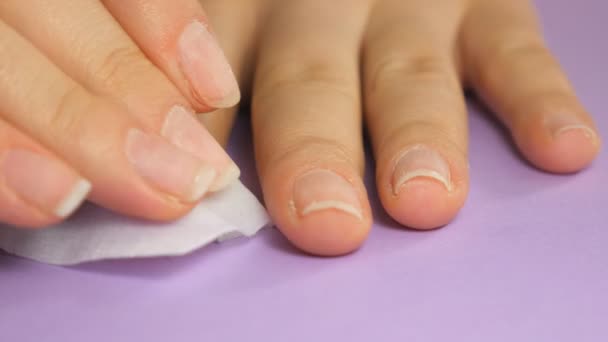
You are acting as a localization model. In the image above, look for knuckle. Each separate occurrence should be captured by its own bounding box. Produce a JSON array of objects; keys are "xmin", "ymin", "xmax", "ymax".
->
[
  {"xmin": 379, "ymin": 119, "xmax": 463, "ymax": 155},
  {"xmin": 91, "ymin": 45, "xmax": 147, "ymax": 89},
  {"xmin": 369, "ymin": 54, "xmax": 455, "ymax": 91},
  {"xmin": 254, "ymin": 61, "xmax": 356, "ymax": 105},
  {"xmin": 488, "ymin": 38, "xmax": 549, "ymax": 63},
  {"xmin": 477, "ymin": 38, "xmax": 551, "ymax": 81},
  {"xmin": 262, "ymin": 135, "xmax": 359, "ymax": 176},
  {"xmin": 48, "ymin": 85, "xmax": 84, "ymax": 131}
]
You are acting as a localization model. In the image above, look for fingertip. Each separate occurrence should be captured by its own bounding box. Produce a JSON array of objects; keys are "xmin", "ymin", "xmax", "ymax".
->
[
  {"xmin": 264, "ymin": 167, "xmax": 372, "ymax": 256},
  {"xmin": 86, "ymin": 180, "xmax": 198, "ymax": 223},
  {"xmin": 0, "ymin": 192, "xmax": 68, "ymax": 229},
  {"xmin": 0, "ymin": 210, "xmax": 62, "ymax": 229},
  {"xmin": 514, "ymin": 119, "xmax": 601, "ymax": 174},
  {"xmin": 279, "ymin": 210, "xmax": 371, "ymax": 256},
  {"xmin": 378, "ymin": 144, "xmax": 468, "ymax": 230},
  {"xmin": 383, "ymin": 179, "xmax": 462, "ymax": 230}
]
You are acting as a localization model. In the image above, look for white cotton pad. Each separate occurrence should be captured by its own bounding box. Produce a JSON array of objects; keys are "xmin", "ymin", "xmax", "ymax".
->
[{"xmin": 0, "ymin": 181, "xmax": 270, "ymax": 265}]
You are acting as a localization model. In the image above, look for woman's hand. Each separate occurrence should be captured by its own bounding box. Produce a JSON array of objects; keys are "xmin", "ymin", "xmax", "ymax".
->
[
  {"xmin": 0, "ymin": 0, "xmax": 240, "ymax": 227},
  {"xmin": 201, "ymin": 0, "xmax": 602, "ymax": 255}
]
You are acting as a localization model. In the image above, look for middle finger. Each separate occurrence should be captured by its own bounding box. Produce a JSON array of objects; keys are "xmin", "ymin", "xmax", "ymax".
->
[
  {"xmin": 252, "ymin": 0, "xmax": 373, "ymax": 255},
  {"xmin": 363, "ymin": 0, "xmax": 470, "ymax": 229}
]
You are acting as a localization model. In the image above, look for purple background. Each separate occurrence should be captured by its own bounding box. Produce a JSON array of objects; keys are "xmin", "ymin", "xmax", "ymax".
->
[{"xmin": 1, "ymin": 0, "xmax": 607, "ymax": 341}]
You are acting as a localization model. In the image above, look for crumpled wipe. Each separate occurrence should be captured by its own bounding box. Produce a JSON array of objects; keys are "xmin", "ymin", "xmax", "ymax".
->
[{"xmin": 0, "ymin": 181, "xmax": 270, "ymax": 265}]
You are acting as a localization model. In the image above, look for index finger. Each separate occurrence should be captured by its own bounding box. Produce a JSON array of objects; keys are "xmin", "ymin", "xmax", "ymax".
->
[{"xmin": 102, "ymin": 0, "xmax": 241, "ymax": 111}]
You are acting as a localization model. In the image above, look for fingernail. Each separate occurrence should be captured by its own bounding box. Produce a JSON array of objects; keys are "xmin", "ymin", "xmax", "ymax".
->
[
  {"xmin": 545, "ymin": 114, "xmax": 597, "ymax": 141},
  {"xmin": 1, "ymin": 149, "xmax": 91, "ymax": 218},
  {"xmin": 292, "ymin": 169, "xmax": 362, "ymax": 220},
  {"xmin": 178, "ymin": 21, "xmax": 240, "ymax": 109},
  {"xmin": 126, "ymin": 128, "xmax": 216, "ymax": 202},
  {"xmin": 209, "ymin": 162, "xmax": 240, "ymax": 192},
  {"xmin": 392, "ymin": 145, "xmax": 451, "ymax": 195},
  {"xmin": 161, "ymin": 105, "xmax": 240, "ymax": 191}
]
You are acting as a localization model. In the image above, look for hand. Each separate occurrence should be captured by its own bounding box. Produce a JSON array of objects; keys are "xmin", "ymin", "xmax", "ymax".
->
[
  {"xmin": 0, "ymin": 0, "xmax": 240, "ymax": 227},
  {"xmin": 201, "ymin": 0, "xmax": 602, "ymax": 255}
]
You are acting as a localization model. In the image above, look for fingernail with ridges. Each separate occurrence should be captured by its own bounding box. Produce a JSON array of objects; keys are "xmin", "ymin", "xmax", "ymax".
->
[
  {"xmin": 178, "ymin": 21, "xmax": 240, "ymax": 109},
  {"xmin": 392, "ymin": 145, "xmax": 451, "ymax": 195},
  {"xmin": 292, "ymin": 169, "xmax": 362, "ymax": 220}
]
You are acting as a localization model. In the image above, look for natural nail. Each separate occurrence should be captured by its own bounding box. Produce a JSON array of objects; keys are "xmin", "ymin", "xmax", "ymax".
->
[
  {"xmin": 1, "ymin": 149, "xmax": 91, "ymax": 218},
  {"xmin": 392, "ymin": 145, "xmax": 451, "ymax": 195},
  {"xmin": 292, "ymin": 169, "xmax": 362, "ymax": 220},
  {"xmin": 161, "ymin": 105, "xmax": 240, "ymax": 191},
  {"xmin": 178, "ymin": 21, "xmax": 240, "ymax": 109},
  {"xmin": 209, "ymin": 162, "xmax": 240, "ymax": 192},
  {"xmin": 545, "ymin": 114, "xmax": 597, "ymax": 142},
  {"xmin": 126, "ymin": 128, "xmax": 216, "ymax": 202}
]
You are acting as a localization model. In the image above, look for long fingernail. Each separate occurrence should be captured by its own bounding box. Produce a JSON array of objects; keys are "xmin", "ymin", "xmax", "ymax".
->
[
  {"xmin": 126, "ymin": 128, "xmax": 216, "ymax": 202},
  {"xmin": 1, "ymin": 149, "xmax": 91, "ymax": 218},
  {"xmin": 178, "ymin": 21, "xmax": 240, "ymax": 109},
  {"xmin": 545, "ymin": 114, "xmax": 597, "ymax": 142},
  {"xmin": 392, "ymin": 145, "xmax": 451, "ymax": 195},
  {"xmin": 161, "ymin": 105, "xmax": 240, "ymax": 191},
  {"xmin": 292, "ymin": 169, "xmax": 362, "ymax": 220}
]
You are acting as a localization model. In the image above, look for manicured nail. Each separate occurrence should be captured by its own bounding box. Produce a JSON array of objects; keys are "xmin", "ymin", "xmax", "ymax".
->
[
  {"xmin": 126, "ymin": 128, "xmax": 216, "ymax": 202},
  {"xmin": 292, "ymin": 169, "xmax": 362, "ymax": 220},
  {"xmin": 178, "ymin": 21, "xmax": 240, "ymax": 109},
  {"xmin": 392, "ymin": 145, "xmax": 451, "ymax": 195},
  {"xmin": 545, "ymin": 114, "xmax": 597, "ymax": 141},
  {"xmin": 161, "ymin": 105, "xmax": 240, "ymax": 191},
  {"xmin": 1, "ymin": 149, "xmax": 91, "ymax": 218}
]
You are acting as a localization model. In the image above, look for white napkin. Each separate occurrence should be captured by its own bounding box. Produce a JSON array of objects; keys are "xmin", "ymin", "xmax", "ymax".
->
[{"xmin": 0, "ymin": 181, "xmax": 270, "ymax": 265}]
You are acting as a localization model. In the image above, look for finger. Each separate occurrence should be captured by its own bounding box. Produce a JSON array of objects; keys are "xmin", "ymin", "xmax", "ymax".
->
[
  {"xmin": 0, "ymin": 119, "xmax": 90, "ymax": 228},
  {"xmin": 0, "ymin": 0, "xmax": 239, "ymax": 191},
  {"xmin": 102, "ymin": 0, "xmax": 240, "ymax": 110},
  {"xmin": 362, "ymin": 0, "xmax": 469, "ymax": 229},
  {"xmin": 0, "ymin": 20, "xmax": 216, "ymax": 221},
  {"xmin": 197, "ymin": 0, "xmax": 270, "ymax": 145},
  {"xmin": 462, "ymin": 0, "xmax": 601, "ymax": 173},
  {"xmin": 252, "ymin": 1, "xmax": 372, "ymax": 256}
]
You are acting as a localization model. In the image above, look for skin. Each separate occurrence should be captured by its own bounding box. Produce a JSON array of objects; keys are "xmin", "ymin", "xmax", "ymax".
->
[
  {"xmin": 199, "ymin": 0, "xmax": 601, "ymax": 255},
  {"xmin": 0, "ymin": 0, "xmax": 601, "ymax": 256},
  {"xmin": 0, "ymin": 0, "xmax": 241, "ymax": 226}
]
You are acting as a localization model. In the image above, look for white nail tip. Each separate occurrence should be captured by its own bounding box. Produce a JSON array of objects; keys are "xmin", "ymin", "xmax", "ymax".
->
[
  {"xmin": 209, "ymin": 163, "xmax": 241, "ymax": 192},
  {"xmin": 394, "ymin": 169, "xmax": 452, "ymax": 194},
  {"xmin": 55, "ymin": 179, "xmax": 92, "ymax": 218},
  {"xmin": 190, "ymin": 166, "xmax": 217, "ymax": 202},
  {"xmin": 300, "ymin": 200, "xmax": 363, "ymax": 220}
]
